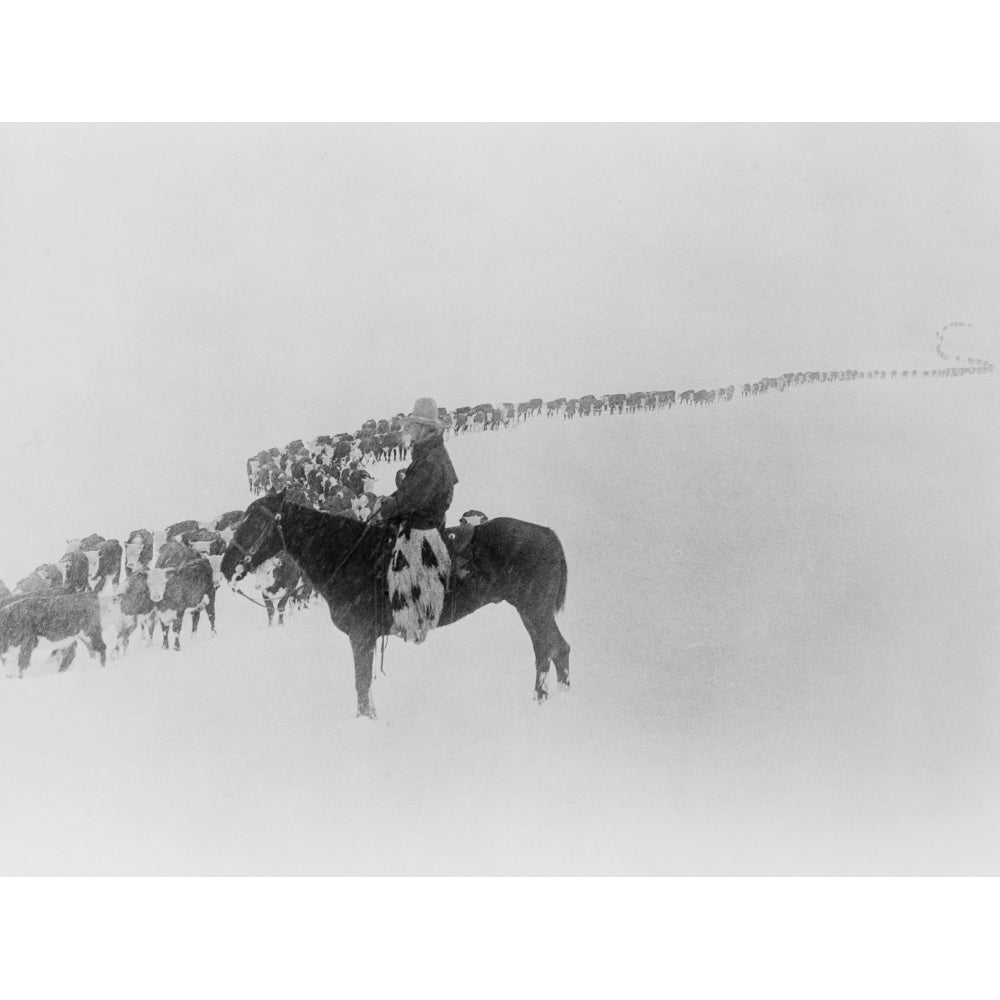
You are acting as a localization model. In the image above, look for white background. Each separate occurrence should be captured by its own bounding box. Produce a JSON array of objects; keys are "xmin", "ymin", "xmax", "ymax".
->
[{"xmin": 2, "ymin": 1, "xmax": 999, "ymax": 997}]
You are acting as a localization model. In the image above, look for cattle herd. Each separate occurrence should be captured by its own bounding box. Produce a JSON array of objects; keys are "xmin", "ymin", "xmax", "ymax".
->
[{"xmin": 1, "ymin": 322, "xmax": 993, "ymax": 680}]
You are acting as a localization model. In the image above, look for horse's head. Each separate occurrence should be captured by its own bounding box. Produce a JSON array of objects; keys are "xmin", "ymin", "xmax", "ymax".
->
[{"xmin": 221, "ymin": 491, "xmax": 286, "ymax": 585}]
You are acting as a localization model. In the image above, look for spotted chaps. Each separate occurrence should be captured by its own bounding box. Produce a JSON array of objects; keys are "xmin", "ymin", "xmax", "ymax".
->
[{"xmin": 387, "ymin": 525, "xmax": 451, "ymax": 644}]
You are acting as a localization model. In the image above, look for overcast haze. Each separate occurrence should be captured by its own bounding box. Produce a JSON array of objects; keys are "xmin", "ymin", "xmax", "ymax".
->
[{"xmin": 1, "ymin": 123, "xmax": 999, "ymax": 596}]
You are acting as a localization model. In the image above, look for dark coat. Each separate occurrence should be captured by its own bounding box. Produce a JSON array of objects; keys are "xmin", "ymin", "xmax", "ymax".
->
[{"xmin": 378, "ymin": 431, "xmax": 457, "ymax": 531}]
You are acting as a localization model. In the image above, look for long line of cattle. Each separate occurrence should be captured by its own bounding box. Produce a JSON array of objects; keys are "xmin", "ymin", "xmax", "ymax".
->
[
  {"xmin": 2, "ymin": 323, "xmax": 993, "ymax": 680},
  {"xmin": 248, "ymin": 329, "xmax": 994, "ymax": 512}
]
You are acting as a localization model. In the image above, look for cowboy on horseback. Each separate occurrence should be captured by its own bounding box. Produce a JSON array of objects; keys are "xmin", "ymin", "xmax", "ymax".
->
[{"xmin": 371, "ymin": 397, "xmax": 458, "ymax": 644}]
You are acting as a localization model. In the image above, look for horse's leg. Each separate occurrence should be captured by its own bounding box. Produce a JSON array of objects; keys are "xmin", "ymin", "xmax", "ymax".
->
[
  {"xmin": 517, "ymin": 611, "xmax": 553, "ymax": 701},
  {"xmin": 518, "ymin": 611, "xmax": 571, "ymax": 697},
  {"xmin": 350, "ymin": 634, "xmax": 377, "ymax": 719},
  {"xmin": 550, "ymin": 621, "xmax": 571, "ymax": 689}
]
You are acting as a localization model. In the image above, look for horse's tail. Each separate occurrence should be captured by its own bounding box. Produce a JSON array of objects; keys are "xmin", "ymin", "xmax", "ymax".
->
[{"xmin": 551, "ymin": 529, "xmax": 568, "ymax": 614}]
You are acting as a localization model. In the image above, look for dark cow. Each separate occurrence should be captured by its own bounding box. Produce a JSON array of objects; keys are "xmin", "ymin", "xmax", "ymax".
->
[
  {"xmin": 147, "ymin": 553, "xmax": 216, "ymax": 651},
  {"xmin": 0, "ymin": 591, "xmax": 106, "ymax": 678},
  {"xmin": 124, "ymin": 529, "xmax": 154, "ymax": 576},
  {"xmin": 88, "ymin": 539, "xmax": 123, "ymax": 594},
  {"xmin": 379, "ymin": 432, "xmax": 405, "ymax": 462},
  {"xmin": 341, "ymin": 466, "xmax": 374, "ymax": 497},
  {"xmin": 164, "ymin": 519, "xmax": 201, "ymax": 541},
  {"xmin": 111, "ymin": 571, "xmax": 157, "ymax": 655},
  {"xmin": 253, "ymin": 551, "xmax": 306, "ymax": 627}
]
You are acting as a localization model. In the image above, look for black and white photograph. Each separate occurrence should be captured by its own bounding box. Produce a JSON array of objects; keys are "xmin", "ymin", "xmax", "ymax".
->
[
  {"xmin": 7, "ymin": 0, "xmax": 1000, "ymax": 988},
  {"xmin": 1, "ymin": 122, "xmax": 997, "ymax": 883}
]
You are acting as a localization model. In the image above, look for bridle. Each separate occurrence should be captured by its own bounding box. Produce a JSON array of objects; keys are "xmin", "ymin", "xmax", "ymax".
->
[{"xmin": 229, "ymin": 500, "xmax": 287, "ymax": 572}]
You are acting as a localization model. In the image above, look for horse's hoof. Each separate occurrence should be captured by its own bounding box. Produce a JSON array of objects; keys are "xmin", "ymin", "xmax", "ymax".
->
[{"xmin": 558, "ymin": 680, "xmax": 570, "ymax": 691}]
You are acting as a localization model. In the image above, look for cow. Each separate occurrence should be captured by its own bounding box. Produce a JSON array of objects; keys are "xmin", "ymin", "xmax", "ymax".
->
[
  {"xmin": 379, "ymin": 432, "xmax": 405, "ymax": 462},
  {"xmin": 147, "ymin": 552, "xmax": 216, "ymax": 651},
  {"xmin": 0, "ymin": 591, "xmax": 106, "ymax": 678},
  {"xmin": 341, "ymin": 465, "xmax": 375, "ymax": 497},
  {"xmin": 59, "ymin": 550, "xmax": 91, "ymax": 593},
  {"xmin": 253, "ymin": 551, "xmax": 306, "ymax": 627},
  {"xmin": 181, "ymin": 528, "xmax": 227, "ymax": 588},
  {"xmin": 110, "ymin": 570, "xmax": 157, "ymax": 655},
  {"xmin": 88, "ymin": 539, "xmax": 123, "ymax": 594},
  {"xmin": 124, "ymin": 529, "xmax": 155, "ymax": 576},
  {"xmin": 164, "ymin": 519, "xmax": 201, "ymax": 541}
]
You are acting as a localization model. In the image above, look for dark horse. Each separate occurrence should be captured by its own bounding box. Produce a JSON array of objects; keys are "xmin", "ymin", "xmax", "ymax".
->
[{"xmin": 220, "ymin": 491, "xmax": 570, "ymax": 718}]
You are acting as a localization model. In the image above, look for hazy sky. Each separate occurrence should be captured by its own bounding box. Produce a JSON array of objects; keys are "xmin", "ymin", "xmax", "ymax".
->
[{"xmin": 1, "ymin": 123, "xmax": 999, "ymax": 580}]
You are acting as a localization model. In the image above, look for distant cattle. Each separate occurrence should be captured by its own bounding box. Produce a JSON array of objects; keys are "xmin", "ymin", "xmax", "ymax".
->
[
  {"xmin": 0, "ymin": 591, "xmax": 106, "ymax": 678},
  {"xmin": 147, "ymin": 552, "xmax": 216, "ymax": 651}
]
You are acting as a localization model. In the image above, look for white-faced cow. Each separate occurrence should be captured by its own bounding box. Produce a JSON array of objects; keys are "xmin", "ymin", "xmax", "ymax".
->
[
  {"xmin": 110, "ymin": 570, "xmax": 157, "ymax": 655},
  {"xmin": 147, "ymin": 549, "xmax": 217, "ymax": 651},
  {"xmin": 124, "ymin": 529, "xmax": 154, "ymax": 577},
  {"xmin": 86, "ymin": 539, "xmax": 123, "ymax": 595},
  {"xmin": 180, "ymin": 528, "xmax": 227, "ymax": 588},
  {"xmin": 253, "ymin": 551, "xmax": 306, "ymax": 627},
  {"xmin": 59, "ymin": 550, "xmax": 91, "ymax": 593}
]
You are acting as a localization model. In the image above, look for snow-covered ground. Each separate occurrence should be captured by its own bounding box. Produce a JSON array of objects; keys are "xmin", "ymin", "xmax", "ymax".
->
[{"xmin": 0, "ymin": 373, "xmax": 997, "ymax": 874}]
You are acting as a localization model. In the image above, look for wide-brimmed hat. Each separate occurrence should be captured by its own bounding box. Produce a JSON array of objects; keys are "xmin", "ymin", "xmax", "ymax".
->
[{"xmin": 406, "ymin": 397, "xmax": 442, "ymax": 429}]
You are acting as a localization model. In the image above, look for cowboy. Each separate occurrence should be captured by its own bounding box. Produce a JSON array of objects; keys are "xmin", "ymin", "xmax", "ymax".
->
[{"xmin": 372, "ymin": 397, "xmax": 457, "ymax": 644}]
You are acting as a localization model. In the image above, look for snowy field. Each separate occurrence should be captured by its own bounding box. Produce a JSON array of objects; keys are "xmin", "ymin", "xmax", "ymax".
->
[{"xmin": 0, "ymin": 373, "xmax": 997, "ymax": 874}]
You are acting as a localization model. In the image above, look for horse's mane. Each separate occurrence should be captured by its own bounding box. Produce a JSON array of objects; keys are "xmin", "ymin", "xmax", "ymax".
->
[{"xmin": 282, "ymin": 501, "xmax": 390, "ymax": 580}]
